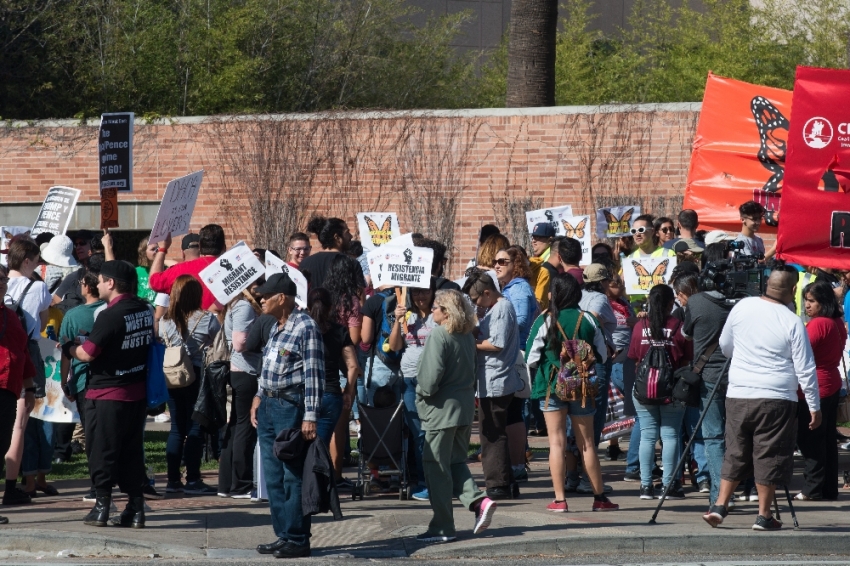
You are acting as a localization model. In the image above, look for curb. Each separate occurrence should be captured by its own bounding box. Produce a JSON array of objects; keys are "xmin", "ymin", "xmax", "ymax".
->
[
  {"xmin": 411, "ymin": 532, "xmax": 850, "ymax": 558},
  {"xmin": 0, "ymin": 528, "xmax": 205, "ymax": 559}
]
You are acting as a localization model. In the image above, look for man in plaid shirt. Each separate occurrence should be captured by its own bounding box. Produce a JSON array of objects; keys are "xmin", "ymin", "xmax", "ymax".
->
[{"xmin": 250, "ymin": 272, "xmax": 325, "ymax": 559}]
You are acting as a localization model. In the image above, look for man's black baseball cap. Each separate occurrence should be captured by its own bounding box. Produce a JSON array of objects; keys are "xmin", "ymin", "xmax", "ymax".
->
[
  {"xmin": 255, "ymin": 272, "xmax": 297, "ymax": 296},
  {"xmin": 181, "ymin": 233, "xmax": 201, "ymax": 251},
  {"xmin": 100, "ymin": 260, "xmax": 137, "ymax": 285}
]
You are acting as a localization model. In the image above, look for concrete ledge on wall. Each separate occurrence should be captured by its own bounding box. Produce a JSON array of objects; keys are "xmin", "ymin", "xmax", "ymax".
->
[{"xmin": 0, "ymin": 201, "xmax": 161, "ymax": 231}]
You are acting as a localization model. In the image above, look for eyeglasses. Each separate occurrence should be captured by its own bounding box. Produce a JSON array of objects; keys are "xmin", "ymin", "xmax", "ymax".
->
[
  {"xmin": 494, "ymin": 258, "xmax": 512, "ymax": 266},
  {"xmin": 289, "ymin": 246, "xmax": 311, "ymax": 254},
  {"xmin": 659, "ymin": 227, "xmax": 674, "ymax": 234},
  {"xmin": 630, "ymin": 226, "xmax": 649, "ymax": 235}
]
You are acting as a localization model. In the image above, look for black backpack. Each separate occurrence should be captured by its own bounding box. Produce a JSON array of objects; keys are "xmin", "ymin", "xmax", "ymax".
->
[
  {"xmin": 7, "ymin": 280, "xmax": 35, "ymax": 339},
  {"xmin": 633, "ymin": 322, "xmax": 680, "ymax": 405}
]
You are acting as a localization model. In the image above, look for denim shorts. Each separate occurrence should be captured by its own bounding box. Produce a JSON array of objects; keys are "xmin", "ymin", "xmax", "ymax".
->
[{"xmin": 539, "ymin": 396, "xmax": 596, "ymax": 416}]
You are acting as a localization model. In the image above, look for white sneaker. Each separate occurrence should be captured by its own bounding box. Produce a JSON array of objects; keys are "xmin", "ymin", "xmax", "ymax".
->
[
  {"xmin": 154, "ymin": 413, "xmax": 171, "ymax": 423},
  {"xmin": 840, "ymin": 441, "xmax": 850, "ymax": 451}
]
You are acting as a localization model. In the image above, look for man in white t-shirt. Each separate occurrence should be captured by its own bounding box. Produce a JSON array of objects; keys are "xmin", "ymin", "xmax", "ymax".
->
[{"xmin": 703, "ymin": 268, "xmax": 820, "ymax": 531}]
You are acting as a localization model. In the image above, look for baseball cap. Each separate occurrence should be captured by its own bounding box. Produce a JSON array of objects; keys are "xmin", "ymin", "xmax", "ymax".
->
[
  {"xmin": 704, "ymin": 230, "xmax": 734, "ymax": 246},
  {"xmin": 673, "ymin": 238, "xmax": 705, "ymax": 254},
  {"xmin": 100, "ymin": 260, "xmax": 137, "ymax": 285},
  {"xmin": 531, "ymin": 223, "xmax": 556, "ymax": 238},
  {"xmin": 583, "ymin": 263, "xmax": 612, "ymax": 283},
  {"xmin": 255, "ymin": 272, "xmax": 297, "ymax": 296},
  {"xmin": 181, "ymin": 233, "xmax": 200, "ymax": 251}
]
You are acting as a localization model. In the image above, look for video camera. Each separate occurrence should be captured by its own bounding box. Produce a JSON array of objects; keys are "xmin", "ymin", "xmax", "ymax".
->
[{"xmin": 698, "ymin": 241, "xmax": 773, "ymax": 301}]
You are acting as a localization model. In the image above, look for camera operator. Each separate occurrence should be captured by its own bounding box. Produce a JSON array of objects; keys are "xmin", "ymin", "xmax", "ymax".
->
[
  {"xmin": 681, "ymin": 243, "xmax": 734, "ymax": 507},
  {"xmin": 703, "ymin": 267, "xmax": 821, "ymax": 531}
]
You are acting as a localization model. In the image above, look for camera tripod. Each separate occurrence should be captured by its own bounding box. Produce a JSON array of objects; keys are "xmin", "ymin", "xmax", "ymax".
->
[{"xmin": 647, "ymin": 359, "xmax": 800, "ymax": 529}]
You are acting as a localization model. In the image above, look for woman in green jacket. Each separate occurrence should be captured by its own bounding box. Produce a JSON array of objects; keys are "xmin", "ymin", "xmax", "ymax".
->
[
  {"xmin": 415, "ymin": 289, "xmax": 497, "ymax": 543},
  {"xmin": 525, "ymin": 274, "xmax": 619, "ymax": 513}
]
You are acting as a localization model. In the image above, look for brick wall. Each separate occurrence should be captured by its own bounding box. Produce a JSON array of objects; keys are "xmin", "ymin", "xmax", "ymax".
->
[{"xmin": 0, "ymin": 103, "xmax": 701, "ymax": 277}]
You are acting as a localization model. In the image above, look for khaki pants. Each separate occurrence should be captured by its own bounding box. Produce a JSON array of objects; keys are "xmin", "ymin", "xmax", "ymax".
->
[{"xmin": 422, "ymin": 425, "xmax": 485, "ymax": 537}]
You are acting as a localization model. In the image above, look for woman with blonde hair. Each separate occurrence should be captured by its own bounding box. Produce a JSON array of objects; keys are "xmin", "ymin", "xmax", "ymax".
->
[
  {"xmin": 158, "ymin": 275, "xmax": 220, "ymax": 495},
  {"xmin": 415, "ymin": 289, "xmax": 496, "ymax": 543}
]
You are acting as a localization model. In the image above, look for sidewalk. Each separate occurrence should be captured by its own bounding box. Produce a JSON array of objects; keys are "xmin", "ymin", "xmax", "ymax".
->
[{"xmin": 2, "ymin": 432, "xmax": 850, "ymax": 560}]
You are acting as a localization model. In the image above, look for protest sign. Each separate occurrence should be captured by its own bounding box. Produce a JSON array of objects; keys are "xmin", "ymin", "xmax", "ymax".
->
[
  {"xmin": 560, "ymin": 215, "xmax": 592, "ymax": 264},
  {"xmin": 98, "ymin": 112, "xmax": 134, "ymax": 193},
  {"xmin": 596, "ymin": 206, "xmax": 640, "ymax": 239},
  {"xmin": 0, "ymin": 226, "xmax": 30, "ymax": 267},
  {"xmin": 525, "ymin": 205, "xmax": 573, "ymax": 236},
  {"xmin": 683, "ymin": 73, "xmax": 792, "ymax": 231},
  {"xmin": 777, "ymin": 67, "xmax": 850, "ymax": 269},
  {"xmin": 389, "ymin": 232, "xmax": 415, "ymax": 250},
  {"xmin": 100, "ymin": 187, "xmax": 119, "ymax": 229},
  {"xmin": 30, "ymin": 187, "xmax": 81, "ymax": 237},
  {"xmin": 357, "ymin": 212, "xmax": 401, "ymax": 251},
  {"xmin": 264, "ymin": 252, "xmax": 308, "ymax": 308},
  {"xmin": 623, "ymin": 256, "xmax": 677, "ymax": 295},
  {"xmin": 367, "ymin": 245, "xmax": 434, "ymax": 289},
  {"xmin": 149, "ymin": 171, "xmax": 204, "ymax": 244},
  {"xmin": 199, "ymin": 242, "xmax": 265, "ymax": 305},
  {"xmin": 31, "ymin": 337, "xmax": 79, "ymax": 423}
]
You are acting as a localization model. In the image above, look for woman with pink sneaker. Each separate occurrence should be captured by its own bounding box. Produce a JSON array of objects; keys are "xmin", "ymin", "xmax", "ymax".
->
[{"xmin": 526, "ymin": 274, "xmax": 619, "ymax": 513}]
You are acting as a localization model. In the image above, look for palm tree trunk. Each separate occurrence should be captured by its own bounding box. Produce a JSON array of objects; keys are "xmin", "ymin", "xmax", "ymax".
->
[{"xmin": 506, "ymin": 0, "xmax": 558, "ymax": 107}]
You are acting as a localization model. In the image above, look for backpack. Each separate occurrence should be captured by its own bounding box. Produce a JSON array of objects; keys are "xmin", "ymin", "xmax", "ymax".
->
[
  {"xmin": 371, "ymin": 288, "xmax": 403, "ymax": 369},
  {"xmin": 633, "ymin": 321, "xmax": 680, "ymax": 405},
  {"xmin": 546, "ymin": 312, "xmax": 599, "ymax": 408},
  {"xmin": 7, "ymin": 280, "xmax": 35, "ymax": 338},
  {"xmin": 163, "ymin": 314, "xmax": 203, "ymax": 389}
]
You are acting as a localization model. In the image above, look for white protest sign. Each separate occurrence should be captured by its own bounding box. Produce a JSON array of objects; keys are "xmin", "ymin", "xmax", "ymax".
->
[
  {"xmin": 596, "ymin": 205, "xmax": 640, "ymax": 239},
  {"xmin": 367, "ymin": 245, "xmax": 434, "ymax": 289},
  {"xmin": 199, "ymin": 241, "xmax": 264, "ymax": 305},
  {"xmin": 525, "ymin": 205, "xmax": 573, "ymax": 236},
  {"xmin": 31, "ymin": 187, "xmax": 81, "ymax": 237},
  {"xmin": 560, "ymin": 215, "xmax": 592, "ymax": 265},
  {"xmin": 32, "ymin": 337, "xmax": 79, "ymax": 423},
  {"xmin": 264, "ymin": 252, "xmax": 308, "ymax": 308},
  {"xmin": 623, "ymin": 256, "xmax": 677, "ymax": 296},
  {"xmin": 149, "ymin": 171, "xmax": 204, "ymax": 244},
  {"xmin": 389, "ymin": 232, "xmax": 415, "ymax": 250},
  {"xmin": 357, "ymin": 212, "xmax": 401, "ymax": 251}
]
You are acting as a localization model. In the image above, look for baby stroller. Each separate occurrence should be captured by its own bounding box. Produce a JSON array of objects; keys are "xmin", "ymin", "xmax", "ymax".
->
[{"xmin": 352, "ymin": 398, "xmax": 411, "ymax": 501}]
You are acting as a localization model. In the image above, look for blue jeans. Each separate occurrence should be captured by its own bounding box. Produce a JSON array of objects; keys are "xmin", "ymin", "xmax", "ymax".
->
[
  {"xmin": 625, "ymin": 417, "xmax": 641, "ymax": 474},
  {"xmin": 401, "ymin": 377, "xmax": 426, "ymax": 488},
  {"xmin": 358, "ymin": 355, "xmax": 401, "ymax": 408},
  {"xmin": 634, "ymin": 399, "xmax": 686, "ymax": 487},
  {"xmin": 257, "ymin": 394, "xmax": 311, "ymax": 547},
  {"xmin": 684, "ymin": 406, "xmax": 709, "ymax": 484},
  {"xmin": 611, "ymin": 359, "xmax": 640, "ymax": 473},
  {"xmin": 316, "ymin": 392, "xmax": 342, "ymax": 447},
  {"xmin": 699, "ymin": 380, "xmax": 727, "ymax": 506},
  {"xmin": 592, "ymin": 360, "xmax": 612, "ymax": 446},
  {"xmin": 166, "ymin": 376, "xmax": 204, "ymax": 484},
  {"xmin": 22, "ymin": 417, "xmax": 52, "ymax": 476}
]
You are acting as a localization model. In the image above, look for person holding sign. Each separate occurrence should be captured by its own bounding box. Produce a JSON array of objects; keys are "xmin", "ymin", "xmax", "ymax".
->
[
  {"xmin": 528, "ymin": 223, "xmax": 557, "ymax": 311},
  {"xmin": 627, "ymin": 215, "xmax": 677, "ymax": 261}
]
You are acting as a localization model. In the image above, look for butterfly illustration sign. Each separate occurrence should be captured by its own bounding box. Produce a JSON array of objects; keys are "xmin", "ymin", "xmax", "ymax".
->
[
  {"xmin": 264, "ymin": 251, "xmax": 308, "ymax": 308},
  {"xmin": 623, "ymin": 257, "xmax": 678, "ymax": 295},
  {"xmin": 357, "ymin": 212, "xmax": 401, "ymax": 251},
  {"xmin": 199, "ymin": 241, "xmax": 265, "ymax": 305},
  {"xmin": 561, "ymin": 215, "xmax": 592, "ymax": 264},
  {"xmin": 367, "ymin": 245, "xmax": 434, "ymax": 290},
  {"xmin": 596, "ymin": 206, "xmax": 640, "ymax": 239},
  {"xmin": 525, "ymin": 205, "xmax": 573, "ymax": 236}
]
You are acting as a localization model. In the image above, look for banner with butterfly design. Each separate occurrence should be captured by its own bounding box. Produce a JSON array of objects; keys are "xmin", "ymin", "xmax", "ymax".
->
[
  {"xmin": 525, "ymin": 205, "xmax": 573, "ymax": 236},
  {"xmin": 777, "ymin": 67, "xmax": 850, "ymax": 269},
  {"xmin": 595, "ymin": 206, "xmax": 640, "ymax": 239},
  {"xmin": 623, "ymin": 256, "xmax": 677, "ymax": 295},
  {"xmin": 682, "ymin": 73, "xmax": 792, "ymax": 233},
  {"xmin": 560, "ymin": 215, "xmax": 592, "ymax": 264},
  {"xmin": 357, "ymin": 212, "xmax": 401, "ymax": 251}
]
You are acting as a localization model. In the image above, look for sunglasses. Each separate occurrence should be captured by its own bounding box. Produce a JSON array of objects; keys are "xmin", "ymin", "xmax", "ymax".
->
[
  {"xmin": 659, "ymin": 227, "xmax": 674, "ymax": 234},
  {"xmin": 630, "ymin": 226, "xmax": 649, "ymax": 235},
  {"xmin": 494, "ymin": 258, "xmax": 512, "ymax": 266}
]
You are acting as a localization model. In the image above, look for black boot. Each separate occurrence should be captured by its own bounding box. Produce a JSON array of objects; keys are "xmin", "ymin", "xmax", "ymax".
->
[
  {"xmin": 115, "ymin": 496, "xmax": 145, "ymax": 528},
  {"xmin": 83, "ymin": 495, "xmax": 111, "ymax": 527}
]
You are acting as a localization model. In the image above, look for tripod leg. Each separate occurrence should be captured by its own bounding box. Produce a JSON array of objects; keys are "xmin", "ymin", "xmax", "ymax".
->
[
  {"xmin": 783, "ymin": 485, "xmax": 800, "ymax": 529},
  {"xmin": 649, "ymin": 360, "xmax": 729, "ymax": 524},
  {"xmin": 772, "ymin": 494, "xmax": 781, "ymax": 521}
]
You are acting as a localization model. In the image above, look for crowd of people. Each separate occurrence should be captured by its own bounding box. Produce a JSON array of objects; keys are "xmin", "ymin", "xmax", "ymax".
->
[{"xmin": 0, "ymin": 199, "xmax": 846, "ymax": 554}]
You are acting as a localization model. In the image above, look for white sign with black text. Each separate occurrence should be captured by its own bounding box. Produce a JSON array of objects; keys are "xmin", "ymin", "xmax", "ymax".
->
[
  {"xmin": 148, "ymin": 171, "xmax": 204, "ymax": 244},
  {"xmin": 367, "ymin": 245, "xmax": 434, "ymax": 289},
  {"xmin": 31, "ymin": 186, "xmax": 81, "ymax": 237},
  {"xmin": 525, "ymin": 205, "xmax": 574, "ymax": 236},
  {"xmin": 199, "ymin": 241, "xmax": 265, "ymax": 305},
  {"xmin": 264, "ymin": 252, "xmax": 308, "ymax": 308}
]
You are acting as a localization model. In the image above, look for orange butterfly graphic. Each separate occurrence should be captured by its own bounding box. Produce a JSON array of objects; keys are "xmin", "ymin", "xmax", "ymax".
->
[
  {"xmin": 603, "ymin": 208, "xmax": 634, "ymax": 235},
  {"xmin": 365, "ymin": 215, "xmax": 393, "ymax": 246},
  {"xmin": 562, "ymin": 218, "xmax": 587, "ymax": 239},
  {"xmin": 632, "ymin": 260, "xmax": 669, "ymax": 290}
]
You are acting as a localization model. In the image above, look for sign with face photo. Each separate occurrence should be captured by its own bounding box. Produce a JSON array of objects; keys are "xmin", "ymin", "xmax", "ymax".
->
[{"xmin": 367, "ymin": 245, "xmax": 434, "ymax": 289}]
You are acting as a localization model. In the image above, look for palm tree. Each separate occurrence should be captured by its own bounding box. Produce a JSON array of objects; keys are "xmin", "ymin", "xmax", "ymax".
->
[{"xmin": 506, "ymin": 0, "xmax": 558, "ymax": 107}]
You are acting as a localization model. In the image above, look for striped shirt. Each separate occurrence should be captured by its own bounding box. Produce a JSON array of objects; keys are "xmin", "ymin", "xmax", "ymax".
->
[{"xmin": 259, "ymin": 310, "xmax": 325, "ymax": 422}]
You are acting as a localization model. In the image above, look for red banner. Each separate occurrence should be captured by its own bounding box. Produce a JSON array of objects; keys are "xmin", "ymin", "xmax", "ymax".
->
[
  {"xmin": 682, "ymin": 73, "xmax": 793, "ymax": 233},
  {"xmin": 776, "ymin": 67, "xmax": 850, "ymax": 269}
]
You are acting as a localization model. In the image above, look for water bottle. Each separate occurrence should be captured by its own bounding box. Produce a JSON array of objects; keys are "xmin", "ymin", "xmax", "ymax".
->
[
  {"xmin": 147, "ymin": 465, "xmax": 155, "ymax": 488},
  {"xmin": 46, "ymin": 325, "xmax": 57, "ymax": 341}
]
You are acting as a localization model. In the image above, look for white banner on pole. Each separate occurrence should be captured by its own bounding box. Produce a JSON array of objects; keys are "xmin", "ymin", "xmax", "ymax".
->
[
  {"xmin": 148, "ymin": 170, "xmax": 204, "ymax": 244},
  {"xmin": 264, "ymin": 252, "xmax": 308, "ymax": 308},
  {"xmin": 199, "ymin": 241, "xmax": 265, "ymax": 305},
  {"xmin": 367, "ymin": 245, "xmax": 434, "ymax": 289}
]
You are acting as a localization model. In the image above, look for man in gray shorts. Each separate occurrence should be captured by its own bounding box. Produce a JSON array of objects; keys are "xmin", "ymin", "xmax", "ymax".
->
[{"xmin": 703, "ymin": 268, "xmax": 821, "ymax": 531}]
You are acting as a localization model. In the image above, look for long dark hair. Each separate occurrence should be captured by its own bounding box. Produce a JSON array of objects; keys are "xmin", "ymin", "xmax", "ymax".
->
[
  {"xmin": 803, "ymin": 280, "xmax": 840, "ymax": 319},
  {"xmin": 648, "ymin": 284, "xmax": 674, "ymax": 340},
  {"xmin": 306, "ymin": 216, "xmax": 347, "ymax": 250},
  {"xmin": 546, "ymin": 273, "xmax": 583, "ymax": 350},
  {"xmin": 307, "ymin": 287, "xmax": 334, "ymax": 334},
  {"xmin": 165, "ymin": 275, "xmax": 203, "ymax": 336},
  {"xmin": 324, "ymin": 254, "xmax": 365, "ymax": 316}
]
